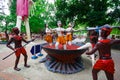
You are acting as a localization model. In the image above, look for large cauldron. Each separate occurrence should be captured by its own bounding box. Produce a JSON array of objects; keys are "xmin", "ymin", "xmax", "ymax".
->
[{"xmin": 41, "ymin": 43, "xmax": 87, "ymax": 74}]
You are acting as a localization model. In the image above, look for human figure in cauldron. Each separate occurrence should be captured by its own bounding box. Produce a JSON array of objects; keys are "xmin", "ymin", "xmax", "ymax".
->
[
  {"xmin": 53, "ymin": 21, "xmax": 66, "ymax": 50},
  {"xmin": 44, "ymin": 24, "xmax": 53, "ymax": 46}
]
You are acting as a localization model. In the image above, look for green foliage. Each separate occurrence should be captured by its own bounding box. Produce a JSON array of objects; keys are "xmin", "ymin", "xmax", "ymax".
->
[
  {"xmin": 9, "ymin": 0, "xmax": 16, "ymax": 19},
  {"xmin": 29, "ymin": 0, "xmax": 56, "ymax": 33},
  {"xmin": 111, "ymin": 22, "xmax": 120, "ymax": 35},
  {"xmin": 73, "ymin": 23, "xmax": 88, "ymax": 35},
  {"xmin": 0, "ymin": 15, "xmax": 15, "ymax": 32},
  {"xmin": 55, "ymin": 0, "xmax": 120, "ymax": 27},
  {"xmin": 0, "ymin": 0, "xmax": 120, "ymax": 36},
  {"xmin": 111, "ymin": 28, "xmax": 120, "ymax": 35}
]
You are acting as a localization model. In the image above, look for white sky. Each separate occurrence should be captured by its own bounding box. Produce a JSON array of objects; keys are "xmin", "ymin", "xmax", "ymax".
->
[
  {"xmin": 0, "ymin": 0, "xmax": 10, "ymax": 15},
  {"xmin": 47, "ymin": 0, "xmax": 54, "ymax": 4}
]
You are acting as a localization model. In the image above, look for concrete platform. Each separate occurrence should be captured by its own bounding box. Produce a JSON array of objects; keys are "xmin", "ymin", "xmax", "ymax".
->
[{"xmin": 0, "ymin": 40, "xmax": 120, "ymax": 80}]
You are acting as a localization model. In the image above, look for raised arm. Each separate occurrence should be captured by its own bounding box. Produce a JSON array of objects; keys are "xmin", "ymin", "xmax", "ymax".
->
[
  {"xmin": 77, "ymin": 42, "xmax": 92, "ymax": 51},
  {"xmin": 111, "ymin": 39, "xmax": 120, "ymax": 45},
  {"xmin": 86, "ymin": 43, "xmax": 98, "ymax": 55},
  {"xmin": 22, "ymin": 37, "xmax": 35, "ymax": 43}
]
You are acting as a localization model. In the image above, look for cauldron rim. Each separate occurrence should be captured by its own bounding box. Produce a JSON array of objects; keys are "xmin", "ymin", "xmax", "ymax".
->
[{"xmin": 41, "ymin": 43, "xmax": 87, "ymax": 52}]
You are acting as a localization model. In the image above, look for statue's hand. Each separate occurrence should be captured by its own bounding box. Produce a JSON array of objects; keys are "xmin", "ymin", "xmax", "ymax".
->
[{"xmin": 29, "ymin": 0, "xmax": 34, "ymax": 5}]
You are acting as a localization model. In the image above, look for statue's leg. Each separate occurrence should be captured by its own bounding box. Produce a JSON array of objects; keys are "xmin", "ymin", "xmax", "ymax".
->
[
  {"xmin": 92, "ymin": 69, "xmax": 100, "ymax": 80},
  {"xmin": 63, "ymin": 44, "xmax": 66, "ymax": 50},
  {"xmin": 49, "ymin": 43, "xmax": 52, "ymax": 46},
  {"xmin": 24, "ymin": 18, "xmax": 31, "ymax": 40},
  {"xmin": 55, "ymin": 42, "xmax": 59, "ymax": 49},
  {"xmin": 68, "ymin": 41, "xmax": 72, "ymax": 45},
  {"xmin": 16, "ymin": 16, "xmax": 22, "ymax": 31},
  {"xmin": 105, "ymin": 71, "xmax": 114, "ymax": 80}
]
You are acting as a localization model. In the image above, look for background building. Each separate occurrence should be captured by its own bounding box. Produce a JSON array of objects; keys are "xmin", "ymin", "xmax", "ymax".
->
[{"xmin": 0, "ymin": 0, "xmax": 10, "ymax": 15}]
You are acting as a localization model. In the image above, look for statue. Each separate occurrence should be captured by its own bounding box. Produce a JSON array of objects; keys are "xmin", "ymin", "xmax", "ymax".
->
[
  {"xmin": 16, "ymin": 0, "xmax": 33, "ymax": 40},
  {"xmin": 65, "ymin": 22, "xmax": 75, "ymax": 46},
  {"xmin": 77, "ymin": 30, "xmax": 98, "ymax": 66},
  {"xmin": 6, "ymin": 27, "xmax": 34, "ymax": 71},
  {"xmin": 44, "ymin": 24, "xmax": 53, "ymax": 46},
  {"xmin": 53, "ymin": 21, "xmax": 66, "ymax": 50},
  {"xmin": 86, "ymin": 24, "xmax": 120, "ymax": 80}
]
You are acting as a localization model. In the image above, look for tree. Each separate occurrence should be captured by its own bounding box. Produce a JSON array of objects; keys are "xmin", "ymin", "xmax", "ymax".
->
[
  {"xmin": 0, "ymin": 15, "xmax": 14, "ymax": 41},
  {"xmin": 55, "ymin": 0, "xmax": 119, "ymax": 27},
  {"xmin": 108, "ymin": 0, "xmax": 120, "ymax": 24}
]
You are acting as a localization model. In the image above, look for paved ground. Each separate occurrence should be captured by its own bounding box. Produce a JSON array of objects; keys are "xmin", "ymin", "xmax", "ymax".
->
[
  {"xmin": 0, "ymin": 40, "xmax": 43, "ymax": 80},
  {"xmin": 0, "ymin": 40, "xmax": 120, "ymax": 80}
]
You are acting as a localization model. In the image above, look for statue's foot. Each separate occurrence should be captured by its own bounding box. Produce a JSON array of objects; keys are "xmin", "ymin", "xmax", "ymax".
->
[
  {"xmin": 24, "ymin": 65, "xmax": 30, "ymax": 68},
  {"xmin": 14, "ymin": 67, "xmax": 21, "ymax": 71}
]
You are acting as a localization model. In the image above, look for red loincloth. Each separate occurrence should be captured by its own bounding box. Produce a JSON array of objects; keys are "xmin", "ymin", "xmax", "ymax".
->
[
  {"xmin": 93, "ymin": 59, "xmax": 115, "ymax": 74},
  {"xmin": 15, "ymin": 47, "xmax": 27, "ymax": 57}
]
